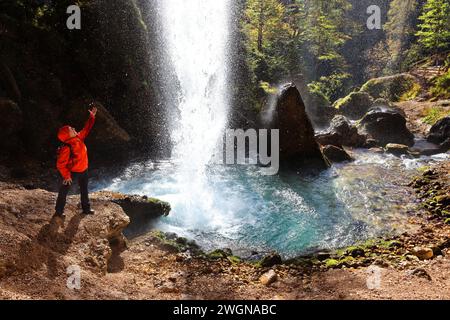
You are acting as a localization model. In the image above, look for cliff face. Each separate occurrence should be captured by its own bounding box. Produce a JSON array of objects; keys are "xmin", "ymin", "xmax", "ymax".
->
[{"xmin": 0, "ymin": 1, "xmax": 177, "ymax": 174}]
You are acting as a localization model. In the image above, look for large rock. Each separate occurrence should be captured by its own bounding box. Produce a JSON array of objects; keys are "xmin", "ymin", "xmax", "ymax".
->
[
  {"xmin": 93, "ymin": 191, "xmax": 171, "ymax": 238},
  {"xmin": 334, "ymin": 92, "xmax": 373, "ymax": 120},
  {"xmin": 360, "ymin": 74, "xmax": 420, "ymax": 102},
  {"xmin": 372, "ymin": 99, "xmax": 407, "ymax": 117},
  {"xmin": 267, "ymin": 84, "xmax": 329, "ymax": 169},
  {"xmin": 385, "ymin": 143, "xmax": 410, "ymax": 156},
  {"xmin": 322, "ymin": 145, "xmax": 353, "ymax": 163},
  {"xmin": 427, "ymin": 117, "xmax": 450, "ymax": 144},
  {"xmin": 315, "ymin": 115, "xmax": 366, "ymax": 147},
  {"xmin": 412, "ymin": 247, "xmax": 434, "ymax": 261},
  {"xmin": 260, "ymin": 270, "xmax": 278, "ymax": 286},
  {"xmin": 358, "ymin": 109, "xmax": 415, "ymax": 147}
]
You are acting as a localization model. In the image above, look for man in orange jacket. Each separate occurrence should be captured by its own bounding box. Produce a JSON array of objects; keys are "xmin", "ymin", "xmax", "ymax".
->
[{"xmin": 55, "ymin": 106, "xmax": 98, "ymax": 217}]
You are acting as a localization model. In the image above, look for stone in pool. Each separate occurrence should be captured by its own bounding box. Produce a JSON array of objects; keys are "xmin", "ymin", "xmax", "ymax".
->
[{"xmin": 385, "ymin": 143, "xmax": 410, "ymax": 156}]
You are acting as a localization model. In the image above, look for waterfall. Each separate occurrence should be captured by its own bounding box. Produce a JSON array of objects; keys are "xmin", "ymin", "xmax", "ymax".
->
[
  {"xmin": 161, "ymin": 0, "xmax": 230, "ymax": 170},
  {"xmin": 158, "ymin": 0, "xmax": 231, "ymax": 229}
]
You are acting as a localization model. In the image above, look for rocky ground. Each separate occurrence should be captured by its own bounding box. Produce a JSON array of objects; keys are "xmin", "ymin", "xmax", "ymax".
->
[{"xmin": 0, "ymin": 159, "xmax": 449, "ymax": 300}]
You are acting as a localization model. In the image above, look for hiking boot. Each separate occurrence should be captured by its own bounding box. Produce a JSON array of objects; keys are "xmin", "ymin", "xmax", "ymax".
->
[
  {"xmin": 82, "ymin": 209, "xmax": 95, "ymax": 215},
  {"xmin": 54, "ymin": 212, "xmax": 66, "ymax": 218}
]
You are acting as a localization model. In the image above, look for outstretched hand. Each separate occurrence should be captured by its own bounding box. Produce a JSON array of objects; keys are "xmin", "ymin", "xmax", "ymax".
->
[{"xmin": 89, "ymin": 106, "xmax": 98, "ymax": 117}]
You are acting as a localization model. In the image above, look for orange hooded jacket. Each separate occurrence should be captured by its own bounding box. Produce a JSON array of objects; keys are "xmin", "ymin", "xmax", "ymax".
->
[{"xmin": 56, "ymin": 114, "xmax": 95, "ymax": 180}]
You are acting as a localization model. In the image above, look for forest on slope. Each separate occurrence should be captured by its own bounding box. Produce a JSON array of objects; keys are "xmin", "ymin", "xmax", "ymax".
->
[{"xmin": 239, "ymin": 0, "xmax": 450, "ymax": 116}]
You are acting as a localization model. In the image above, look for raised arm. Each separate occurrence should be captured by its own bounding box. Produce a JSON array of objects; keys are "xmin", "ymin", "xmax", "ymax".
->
[{"xmin": 78, "ymin": 106, "xmax": 97, "ymax": 140}]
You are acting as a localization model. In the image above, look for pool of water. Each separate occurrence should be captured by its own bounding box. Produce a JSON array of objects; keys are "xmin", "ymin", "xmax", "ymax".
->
[{"xmin": 99, "ymin": 150, "xmax": 449, "ymax": 258}]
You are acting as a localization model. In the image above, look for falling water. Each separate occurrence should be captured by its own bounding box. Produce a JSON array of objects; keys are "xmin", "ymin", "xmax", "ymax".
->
[
  {"xmin": 157, "ymin": 0, "xmax": 231, "ymax": 229},
  {"xmin": 162, "ymin": 0, "xmax": 230, "ymax": 168}
]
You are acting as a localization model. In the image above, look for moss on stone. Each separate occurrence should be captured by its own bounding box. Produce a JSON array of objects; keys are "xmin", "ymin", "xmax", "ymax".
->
[
  {"xmin": 207, "ymin": 249, "xmax": 231, "ymax": 260},
  {"xmin": 324, "ymin": 259, "xmax": 339, "ymax": 268},
  {"xmin": 227, "ymin": 255, "xmax": 241, "ymax": 264},
  {"xmin": 360, "ymin": 74, "xmax": 419, "ymax": 102}
]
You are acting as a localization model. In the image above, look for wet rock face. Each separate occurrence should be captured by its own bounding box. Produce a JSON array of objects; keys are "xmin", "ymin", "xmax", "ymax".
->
[
  {"xmin": 358, "ymin": 109, "xmax": 415, "ymax": 147},
  {"xmin": 273, "ymin": 84, "xmax": 329, "ymax": 169},
  {"xmin": 428, "ymin": 117, "xmax": 450, "ymax": 144}
]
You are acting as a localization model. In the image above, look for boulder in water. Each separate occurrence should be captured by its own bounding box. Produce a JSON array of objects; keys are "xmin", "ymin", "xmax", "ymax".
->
[
  {"xmin": 427, "ymin": 117, "xmax": 450, "ymax": 144},
  {"xmin": 334, "ymin": 92, "xmax": 373, "ymax": 120},
  {"xmin": 315, "ymin": 115, "xmax": 366, "ymax": 148},
  {"xmin": 358, "ymin": 109, "xmax": 415, "ymax": 147},
  {"xmin": 322, "ymin": 145, "xmax": 353, "ymax": 163},
  {"xmin": 270, "ymin": 84, "xmax": 329, "ymax": 169},
  {"xmin": 385, "ymin": 143, "xmax": 410, "ymax": 156}
]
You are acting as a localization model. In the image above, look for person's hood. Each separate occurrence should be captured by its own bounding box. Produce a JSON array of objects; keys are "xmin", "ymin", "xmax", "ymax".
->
[{"xmin": 58, "ymin": 126, "xmax": 72, "ymax": 143}]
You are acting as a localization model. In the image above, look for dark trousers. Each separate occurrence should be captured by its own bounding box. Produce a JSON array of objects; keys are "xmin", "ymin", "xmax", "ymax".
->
[{"xmin": 55, "ymin": 170, "xmax": 91, "ymax": 214}]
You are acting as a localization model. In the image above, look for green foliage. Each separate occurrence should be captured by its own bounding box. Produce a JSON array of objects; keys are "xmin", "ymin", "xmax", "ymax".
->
[
  {"xmin": 243, "ymin": 0, "xmax": 293, "ymax": 83},
  {"xmin": 259, "ymin": 81, "xmax": 278, "ymax": 95},
  {"xmin": 308, "ymin": 72, "xmax": 352, "ymax": 103},
  {"xmin": 399, "ymin": 82, "xmax": 422, "ymax": 101},
  {"xmin": 242, "ymin": 0, "xmax": 353, "ymax": 105},
  {"xmin": 422, "ymin": 106, "xmax": 450, "ymax": 125},
  {"xmin": 430, "ymin": 70, "xmax": 450, "ymax": 99},
  {"xmin": 307, "ymin": 83, "xmax": 331, "ymax": 106},
  {"xmin": 416, "ymin": 0, "xmax": 450, "ymax": 54}
]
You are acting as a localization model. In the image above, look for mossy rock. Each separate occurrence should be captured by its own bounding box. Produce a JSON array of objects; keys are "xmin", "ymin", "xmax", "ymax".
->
[
  {"xmin": 360, "ymin": 74, "xmax": 420, "ymax": 102},
  {"xmin": 334, "ymin": 92, "xmax": 374, "ymax": 120},
  {"xmin": 345, "ymin": 246, "xmax": 366, "ymax": 257},
  {"xmin": 227, "ymin": 255, "xmax": 241, "ymax": 264},
  {"xmin": 149, "ymin": 231, "xmax": 201, "ymax": 254},
  {"xmin": 324, "ymin": 259, "xmax": 339, "ymax": 268},
  {"xmin": 434, "ymin": 195, "xmax": 450, "ymax": 205},
  {"xmin": 260, "ymin": 252, "xmax": 283, "ymax": 268},
  {"xmin": 339, "ymin": 256, "xmax": 357, "ymax": 267},
  {"xmin": 207, "ymin": 249, "xmax": 233, "ymax": 260}
]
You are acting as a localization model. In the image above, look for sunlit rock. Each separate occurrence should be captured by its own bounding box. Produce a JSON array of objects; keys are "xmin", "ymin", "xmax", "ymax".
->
[
  {"xmin": 334, "ymin": 92, "xmax": 373, "ymax": 120},
  {"xmin": 358, "ymin": 109, "xmax": 415, "ymax": 147}
]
